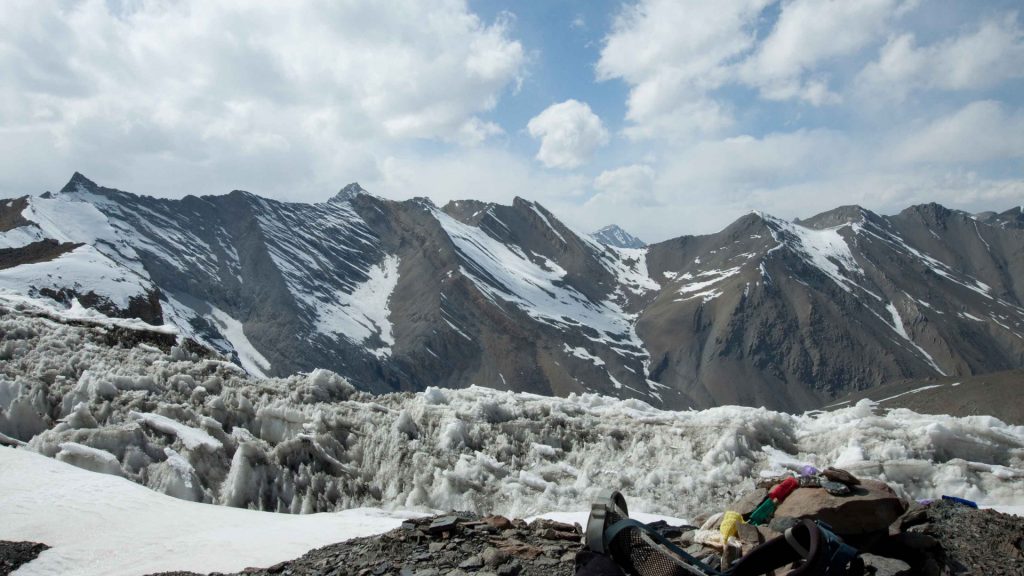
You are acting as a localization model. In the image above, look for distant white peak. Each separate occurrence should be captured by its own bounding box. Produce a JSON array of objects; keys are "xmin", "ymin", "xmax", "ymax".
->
[
  {"xmin": 331, "ymin": 182, "xmax": 368, "ymax": 203},
  {"xmin": 592, "ymin": 224, "xmax": 645, "ymax": 249}
]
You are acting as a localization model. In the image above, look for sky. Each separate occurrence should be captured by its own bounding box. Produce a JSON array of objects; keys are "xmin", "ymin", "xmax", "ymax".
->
[{"xmin": 1, "ymin": 0, "xmax": 1023, "ymax": 242}]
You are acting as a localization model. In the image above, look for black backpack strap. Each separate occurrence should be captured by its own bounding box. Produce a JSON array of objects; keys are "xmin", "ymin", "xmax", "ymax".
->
[
  {"xmin": 575, "ymin": 550, "xmax": 630, "ymax": 576},
  {"xmin": 604, "ymin": 518, "xmax": 722, "ymax": 576},
  {"xmin": 727, "ymin": 520, "xmax": 863, "ymax": 576},
  {"xmin": 816, "ymin": 523, "xmax": 864, "ymax": 576}
]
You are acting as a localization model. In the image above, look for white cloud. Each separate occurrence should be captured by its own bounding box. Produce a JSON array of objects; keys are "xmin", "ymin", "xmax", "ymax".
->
[
  {"xmin": 452, "ymin": 118, "xmax": 505, "ymax": 147},
  {"xmin": 375, "ymin": 147, "xmax": 587, "ymax": 210},
  {"xmin": 527, "ymin": 100, "xmax": 609, "ymax": 169},
  {"xmin": 596, "ymin": 0, "xmax": 932, "ymax": 135},
  {"xmin": 742, "ymin": 171, "xmax": 1024, "ymax": 223},
  {"xmin": 0, "ymin": 0, "xmax": 524, "ymax": 198},
  {"xmin": 597, "ymin": 0, "xmax": 769, "ymax": 140},
  {"xmin": 857, "ymin": 15, "xmax": 1024, "ymax": 103},
  {"xmin": 894, "ymin": 100, "xmax": 1024, "ymax": 165},
  {"xmin": 591, "ymin": 164, "xmax": 657, "ymax": 205},
  {"xmin": 739, "ymin": 0, "xmax": 911, "ymax": 104}
]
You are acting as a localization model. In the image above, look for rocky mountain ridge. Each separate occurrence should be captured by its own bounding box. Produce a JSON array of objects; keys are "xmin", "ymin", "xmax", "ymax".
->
[{"xmin": 1, "ymin": 174, "xmax": 1022, "ymax": 411}]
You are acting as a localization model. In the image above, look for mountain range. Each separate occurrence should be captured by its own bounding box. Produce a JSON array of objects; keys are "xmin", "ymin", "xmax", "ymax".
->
[{"xmin": 1, "ymin": 173, "xmax": 1022, "ymax": 412}]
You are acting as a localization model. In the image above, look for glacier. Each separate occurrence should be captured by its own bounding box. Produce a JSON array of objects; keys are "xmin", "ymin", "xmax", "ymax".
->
[{"xmin": 2, "ymin": 299, "xmax": 1023, "ymax": 524}]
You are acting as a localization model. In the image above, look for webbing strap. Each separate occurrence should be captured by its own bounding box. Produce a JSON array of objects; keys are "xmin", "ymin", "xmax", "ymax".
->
[
  {"xmin": 824, "ymin": 542, "xmax": 863, "ymax": 576},
  {"xmin": 817, "ymin": 523, "xmax": 864, "ymax": 576},
  {"xmin": 604, "ymin": 518, "xmax": 722, "ymax": 576}
]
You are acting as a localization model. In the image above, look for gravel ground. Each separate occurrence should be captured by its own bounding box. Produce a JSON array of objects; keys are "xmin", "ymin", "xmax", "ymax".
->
[
  {"xmin": 147, "ymin": 515, "xmax": 582, "ymax": 576},
  {"xmin": 916, "ymin": 501, "xmax": 1024, "ymax": 574}
]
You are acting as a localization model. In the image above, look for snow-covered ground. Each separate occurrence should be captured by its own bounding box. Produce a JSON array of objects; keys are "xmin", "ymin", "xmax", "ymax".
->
[
  {"xmin": 0, "ymin": 446, "xmax": 695, "ymax": 576},
  {"xmin": 0, "ymin": 446, "xmax": 420, "ymax": 576}
]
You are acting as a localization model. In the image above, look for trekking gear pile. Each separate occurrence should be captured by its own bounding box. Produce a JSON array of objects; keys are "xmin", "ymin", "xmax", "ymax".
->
[
  {"xmin": 581, "ymin": 490, "xmax": 864, "ymax": 575},
  {"xmin": 579, "ymin": 466, "xmax": 875, "ymax": 576}
]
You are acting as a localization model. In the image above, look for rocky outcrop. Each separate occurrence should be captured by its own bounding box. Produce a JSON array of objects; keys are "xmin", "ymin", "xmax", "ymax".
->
[
  {"xmin": 0, "ymin": 541, "xmax": 48, "ymax": 576},
  {"xmin": 0, "ymin": 197, "xmax": 31, "ymax": 232},
  {"xmin": 146, "ymin": 515, "xmax": 584, "ymax": 576},
  {"xmin": 0, "ymin": 239, "xmax": 81, "ymax": 270}
]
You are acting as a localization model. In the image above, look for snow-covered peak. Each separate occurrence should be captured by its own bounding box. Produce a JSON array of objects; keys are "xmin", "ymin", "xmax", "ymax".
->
[
  {"xmin": 330, "ymin": 182, "xmax": 369, "ymax": 203},
  {"xmin": 592, "ymin": 224, "xmax": 645, "ymax": 249},
  {"xmin": 59, "ymin": 171, "xmax": 100, "ymax": 195}
]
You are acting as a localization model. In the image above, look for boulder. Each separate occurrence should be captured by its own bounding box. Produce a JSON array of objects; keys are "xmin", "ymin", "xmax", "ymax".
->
[
  {"xmin": 822, "ymin": 467, "xmax": 861, "ymax": 486},
  {"xmin": 728, "ymin": 487, "xmax": 768, "ymax": 516},
  {"xmin": 773, "ymin": 479, "xmax": 907, "ymax": 536},
  {"xmin": 821, "ymin": 480, "xmax": 851, "ymax": 496},
  {"xmin": 483, "ymin": 515, "xmax": 513, "ymax": 531},
  {"xmin": 860, "ymin": 553, "xmax": 912, "ymax": 576}
]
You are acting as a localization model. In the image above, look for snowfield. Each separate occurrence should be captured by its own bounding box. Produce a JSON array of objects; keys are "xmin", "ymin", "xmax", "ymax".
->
[
  {"xmin": 0, "ymin": 447, "xmax": 421, "ymax": 576},
  {"xmin": 1, "ymin": 300, "xmax": 1023, "ymax": 573}
]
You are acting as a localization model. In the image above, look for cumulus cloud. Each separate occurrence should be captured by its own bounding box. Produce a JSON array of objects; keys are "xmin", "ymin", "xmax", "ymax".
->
[
  {"xmin": 857, "ymin": 15, "xmax": 1024, "ymax": 103},
  {"xmin": 527, "ymin": 100, "xmax": 609, "ymax": 169},
  {"xmin": 591, "ymin": 164, "xmax": 657, "ymax": 205},
  {"xmin": 739, "ymin": 0, "xmax": 912, "ymax": 104},
  {"xmin": 597, "ymin": 0, "xmax": 767, "ymax": 140},
  {"xmin": 0, "ymin": 0, "xmax": 524, "ymax": 198},
  {"xmin": 596, "ymin": 0, "xmax": 923, "ymax": 138}
]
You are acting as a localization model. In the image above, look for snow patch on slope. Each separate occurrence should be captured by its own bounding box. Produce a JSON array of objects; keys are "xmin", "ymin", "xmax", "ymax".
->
[
  {"xmin": 206, "ymin": 304, "xmax": 272, "ymax": 378},
  {"xmin": 764, "ymin": 216, "xmax": 876, "ymax": 298},
  {"xmin": 886, "ymin": 303, "xmax": 947, "ymax": 375},
  {"xmin": 0, "ymin": 245, "xmax": 153, "ymax": 309},
  {"xmin": 436, "ymin": 209, "xmax": 644, "ymax": 351},
  {"xmin": 315, "ymin": 255, "xmax": 401, "ymax": 357},
  {"xmin": 24, "ymin": 194, "xmax": 128, "ymax": 249},
  {"xmin": 564, "ymin": 344, "xmax": 606, "ymax": 366},
  {"xmin": 675, "ymin": 267, "xmax": 741, "ymax": 303},
  {"xmin": 603, "ymin": 246, "xmax": 661, "ymax": 296},
  {"xmin": 0, "ymin": 225, "xmax": 45, "ymax": 249}
]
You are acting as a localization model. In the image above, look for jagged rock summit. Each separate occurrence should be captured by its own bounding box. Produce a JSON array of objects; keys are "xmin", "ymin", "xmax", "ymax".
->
[
  {"xmin": 592, "ymin": 224, "xmax": 646, "ymax": 249},
  {"xmin": 1, "ymin": 173, "xmax": 1023, "ymax": 412}
]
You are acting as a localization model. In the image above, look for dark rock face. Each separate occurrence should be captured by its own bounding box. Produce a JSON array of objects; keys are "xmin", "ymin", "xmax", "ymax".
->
[
  {"xmin": 640, "ymin": 206, "xmax": 1024, "ymax": 410},
  {"xmin": 5, "ymin": 173, "xmax": 1024, "ymax": 412},
  {"xmin": 0, "ymin": 541, "xmax": 49, "ymax": 576},
  {"xmin": 0, "ymin": 239, "xmax": 81, "ymax": 270},
  {"xmin": 0, "ymin": 197, "xmax": 31, "ymax": 232}
]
